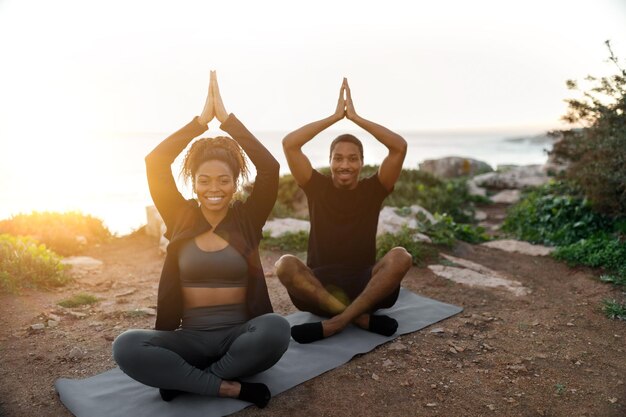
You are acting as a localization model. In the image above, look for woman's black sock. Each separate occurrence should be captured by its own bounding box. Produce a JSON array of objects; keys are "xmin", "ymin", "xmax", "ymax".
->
[
  {"xmin": 290, "ymin": 322, "xmax": 324, "ymax": 344},
  {"xmin": 238, "ymin": 382, "xmax": 271, "ymax": 408},
  {"xmin": 368, "ymin": 315, "xmax": 398, "ymax": 336},
  {"xmin": 159, "ymin": 388, "xmax": 183, "ymax": 402}
]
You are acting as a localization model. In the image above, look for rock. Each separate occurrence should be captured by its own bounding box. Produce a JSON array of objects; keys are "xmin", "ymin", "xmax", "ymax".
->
[
  {"xmin": 68, "ymin": 346, "xmax": 86, "ymax": 360},
  {"xmin": 473, "ymin": 165, "xmax": 549, "ymax": 190},
  {"xmin": 371, "ymin": 373, "xmax": 380, "ymax": 381},
  {"xmin": 419, "ymin": 157, "xmax": 493, "ymax": 179},
  {"xmin": 474, "ymin": 210, "xmax": 488, "ymax": 221},
  {"xmin": 428, "ymin": 262, "xmax": 530, "ymax": 296},
  {"xmin": 47, "ymin": 320, "xmax": 59, "ymax": 328},
  {"xmin": 67, "ymin": 311, "xmax": 88, "ymax": 319},
  {"xmin": 146, "ymin": 206, "xmax": 169, "ymax": 254},
  {"xmin": 61, "ymin": 256, "xmax": 103, "ymax": 274},
  {"xmin": 138, "ymin": 307, "xmax": 156, "ymax": 316},
  {"xmin": 490, "ymin": 189, "xmax": 521, "ymax": 204},
  {"xmin": 47, "ymin": 313, "xmax": 62, "ymax": 322},
  {"xmin": 145, "ymin": 205, "xmax": 164, "ymax": 238},
  {"xmin": 382, "ymin": 359, "xmax": 394, "ymax": 367},
  {"xmin": 467, "ymin": 179, "xmax": 487, "ymax": 197},
  {"xmin": 114, "ymin": 289, "xmax": 137, "ymax": 298},
  {"xmin": 376, "ymin": 205, "xmax": 435, "ymax": 242},
  {"xmin": 388, "ymin": 342, "xmax": 408, "ymax": 351},
  {"xmin": 30, "ymin": 323, "xmax": 45, "ymax": 331},
  {"xmin": 262, "ymin": 218, "xmax": 310, "ymax": 237},
  {"xmin": 429, "ymin": 328, "xmax": 445, "ymax": 334},
  {"xmin": 481, "ymin": 239, "xmax": 555, "ymax": 256}
]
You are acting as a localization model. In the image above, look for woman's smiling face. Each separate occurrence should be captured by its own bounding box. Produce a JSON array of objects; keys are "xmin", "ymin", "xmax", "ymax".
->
[{"xmin": 194, "ymin": 159, "xmax": 236, "ymax": 214}]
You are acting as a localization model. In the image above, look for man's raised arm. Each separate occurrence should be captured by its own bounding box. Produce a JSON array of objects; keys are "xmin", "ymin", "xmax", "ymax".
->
[
  {"xmin": 344, "ymin": 80, "xmax": 407, "ymax": 191},
  {"xmin": 283, "ymin": 79, "xmax": 348, "ymax": 186}
]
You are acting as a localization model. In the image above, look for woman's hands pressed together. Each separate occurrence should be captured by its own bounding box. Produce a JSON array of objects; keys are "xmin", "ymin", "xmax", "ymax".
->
[{"xmin": 199, "ymin": 70, "xmax": 230, "ymax": 126}]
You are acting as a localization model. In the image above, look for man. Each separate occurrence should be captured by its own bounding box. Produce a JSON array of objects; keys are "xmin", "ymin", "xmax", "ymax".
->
[{"xmin": 275, "ymin": 78, "xmax": 412, "ymax": 343}]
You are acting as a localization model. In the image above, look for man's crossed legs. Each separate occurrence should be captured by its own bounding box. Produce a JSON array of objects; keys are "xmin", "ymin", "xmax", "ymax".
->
[{"xmin": 275, "ymin": 247, "xmax": 412, "ymax": 343}]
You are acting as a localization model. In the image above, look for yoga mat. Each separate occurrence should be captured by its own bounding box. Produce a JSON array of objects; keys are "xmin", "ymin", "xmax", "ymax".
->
[{"xmin": 55, "ymin": 289, "xmax": 462, "ymax": 417}]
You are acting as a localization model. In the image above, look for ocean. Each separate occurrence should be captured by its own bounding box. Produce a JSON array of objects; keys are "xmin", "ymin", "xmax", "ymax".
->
[{"xmin": 0, "ymin": 129, "xmax": 552, "ymax": 236}]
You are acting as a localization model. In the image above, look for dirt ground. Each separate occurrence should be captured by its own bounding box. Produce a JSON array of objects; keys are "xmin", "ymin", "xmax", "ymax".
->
[{"xmin": 0, "ymin": 207, "xmax": 624, "ymax": 417}]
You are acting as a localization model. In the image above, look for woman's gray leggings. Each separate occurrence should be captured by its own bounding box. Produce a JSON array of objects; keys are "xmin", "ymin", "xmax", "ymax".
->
[{"xmin": 112, "ymin": 313, "xmax": 290, "ymax": 397}]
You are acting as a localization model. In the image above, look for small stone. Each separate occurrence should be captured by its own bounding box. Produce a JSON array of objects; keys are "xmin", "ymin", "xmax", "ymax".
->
[
  {"xmin": 426, "ymin": 403, "xmax": 437, "ymax": 407},
  {"xmin": 487, "ymin": 404, "xmax": 496, "ymax": 411},
  {"xmin": 608, "ymin": 397, "xmax": 618, "ymax": 404},
  {"xmin": 536, "ymin": 353, "xmax": 548, "ymax": 359},
  {"xmin": 114, "ymin": 289, "xmax": 137, "ymax": 298},
  {"xmin": 138, "ymin": 307, "xmax": 156, "ymax": 316},
  {"xmin": 47, "ymin": 320, "xmax": 59, "ymax": 328},
  {"xmin": 68, "ymin": 347, "xmax": 86, "ymax": 359},
  {"xmin": 430, "ymin": 327, "xmax": 445, "ymax": 334},
  {"xmin": 566, "ymin": 322, "xmax": 574, "ymax": 327},
  {"xmin": 449, "ymin": 347, "xmax": 458, "ymax": 354},
  {"xmin": 30, "ymin": 323, "xmax": 45, "ymax": 331},
  {"xmin": 47, "ymin": 313, "xmax": 62, "ymax": 322},
  {"xmin": 67, "ymin": 311, "xmax": 88, "ymax": 319},
  {"xmin": 382, "ymin": 359, "xmax": 394, "ymax": 367},
  {"xmin": 388, "ymin": 342, "xmax": 408, "ymax": 351},
  {"xmin": 371, "ymin": 373, "xmax": 380, "ymax": 381}
]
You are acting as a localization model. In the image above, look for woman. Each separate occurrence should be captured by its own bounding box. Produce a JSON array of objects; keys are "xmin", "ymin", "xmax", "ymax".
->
[{"xmin": 113, "ymin": 71, "xmax": 290, "ymax": 409}]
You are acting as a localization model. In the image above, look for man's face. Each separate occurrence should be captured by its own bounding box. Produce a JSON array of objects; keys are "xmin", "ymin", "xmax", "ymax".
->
[{"xmin": 330, "ymin": 141, "xmax": 363, "ymax": 190}]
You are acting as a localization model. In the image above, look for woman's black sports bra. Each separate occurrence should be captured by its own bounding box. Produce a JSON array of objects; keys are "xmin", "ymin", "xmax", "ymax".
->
[{"xmin": 178, "ymin": 239, "xmax": 248, "ymax": 288}]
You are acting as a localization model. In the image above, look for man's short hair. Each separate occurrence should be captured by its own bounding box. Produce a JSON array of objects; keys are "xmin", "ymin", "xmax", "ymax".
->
[{"xmin": 329, "ymin": 134, "xmax": 364, "ymax": 161}]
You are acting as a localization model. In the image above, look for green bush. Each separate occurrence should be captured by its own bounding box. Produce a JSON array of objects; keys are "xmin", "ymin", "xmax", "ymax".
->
[
  {"xmin": 549, "ymin": 41, "xmax": 626, "ymax": 217},
  {"xmin": 270, "ymin": 166, "xmax": 486, "ymax": 224},
  {"xmin": 376, "ymin": 227, "xmax": 438, "ymax": 266},
  {"xmin": 422, "ymin": 213, "xmax": 490, "ymax": 245},
  {"xmin": 502, "ymin": 181, "xmax": 612, "ymax": 246},
  {"xmin": 260, "ymin": 231, "xmax": 309, "ymax": 252},
  {"xmin": 553, "ymin": 233, "xmax": 626, "ymax": 278},
  {"xmin": 0, "ymin": 211, "xmax": 112, "ymax": 256},
  {"xmin": 0, "ymin": 234, "xmax": 70, "ymax": 293}
]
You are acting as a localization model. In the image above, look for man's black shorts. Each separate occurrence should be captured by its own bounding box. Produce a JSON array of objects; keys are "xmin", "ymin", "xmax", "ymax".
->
[{"xmin": 287, "ymin": 264, "xmax": 400, "ymax": 317}]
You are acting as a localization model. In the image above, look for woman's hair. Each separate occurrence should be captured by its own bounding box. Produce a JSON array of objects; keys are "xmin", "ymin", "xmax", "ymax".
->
[{"xmin": 180, "ymin": 136, "xmax": 249, "ymax": 188}]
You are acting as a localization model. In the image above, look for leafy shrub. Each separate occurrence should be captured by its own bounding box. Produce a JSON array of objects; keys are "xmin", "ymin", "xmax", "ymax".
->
[
  {"xmin": 270, "ymin": 166, "xmax": 486, "ymax": 224},
  {"xmin": 57, "ymin": 292, "xmax": 99, "ymax": 308},
  {"xmin": 502, "ymin": 181, "xmax": 612, "ymax": 246},
  {"xmin": 0, "ymin": 234, "xmax": 70, "ymax": 293},
  {"xmin": 602, "ymin": 299, "xmax": 626, "ymax": 320},
  {"xmin": 260, "ymin": 231, "xmax": 309, "ymax": 252},
  {"xmin": 553, "ymin": 233, "xmax": 626, "ymax": 278},
  {"xmin": 422, "ymin": 213, "xmax": 490, "ymax": 245},
  {"xmin": 549, "ymin": 41, "xmax": 626, "ymax": 217},
  {"xmin": 376, "ymin": 227, "xmax": 438, "ymax": 266},
  {"xmin": 0, "ymin": 211, "xmax": 112, "ymax": 256}
]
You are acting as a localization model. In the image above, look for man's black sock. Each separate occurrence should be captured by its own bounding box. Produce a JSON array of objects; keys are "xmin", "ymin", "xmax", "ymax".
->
[
  {"xmin": 291, "ymin": 322, "xmax": 324, "ymax": 344},
  {"xmin": 238, "ymin": 382, "xmax": 271, "ymax": 408},
  {"xmin": 159, "ymin": 388, "xmax": 183, "ymax": 402},
  {"xmin": 369, "ymin": 315, "xmax": 398, "ymax": 336}
]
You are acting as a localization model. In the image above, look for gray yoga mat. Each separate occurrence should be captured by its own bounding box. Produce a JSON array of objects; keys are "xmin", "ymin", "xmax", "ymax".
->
[{"xmin": 55, "ymin": 288, "xmax": 462, "ymax": 417}]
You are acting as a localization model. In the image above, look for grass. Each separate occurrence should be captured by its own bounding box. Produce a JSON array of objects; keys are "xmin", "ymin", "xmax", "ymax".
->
[
  {"xmin": 602, "ymin": 299, "xmax": 626, "ymax": 320},
  {"xmin": 57, "ymin": 293, "xmax": 99, "ymax": 308}
]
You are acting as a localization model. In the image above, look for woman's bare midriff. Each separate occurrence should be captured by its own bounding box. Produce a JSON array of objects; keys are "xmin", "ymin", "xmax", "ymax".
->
[{"xmin": 182, "ymin": 287, "xmax": 247, "ymax": 309}]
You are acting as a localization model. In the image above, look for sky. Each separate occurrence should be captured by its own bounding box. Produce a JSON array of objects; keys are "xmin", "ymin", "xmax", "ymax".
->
[
  {"xmin": 1, "ymin": 0, "xmax": 625, "ymax": 138},
  {"xmin": 0, "ymin": 0, "xmax": 625, "ymax": 233}
]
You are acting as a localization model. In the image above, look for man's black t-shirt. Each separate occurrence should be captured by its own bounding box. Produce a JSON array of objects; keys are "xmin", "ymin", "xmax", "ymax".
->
[{"xmin": 301, "ymin": 170, "xmax": 391, "ymax": 271}]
